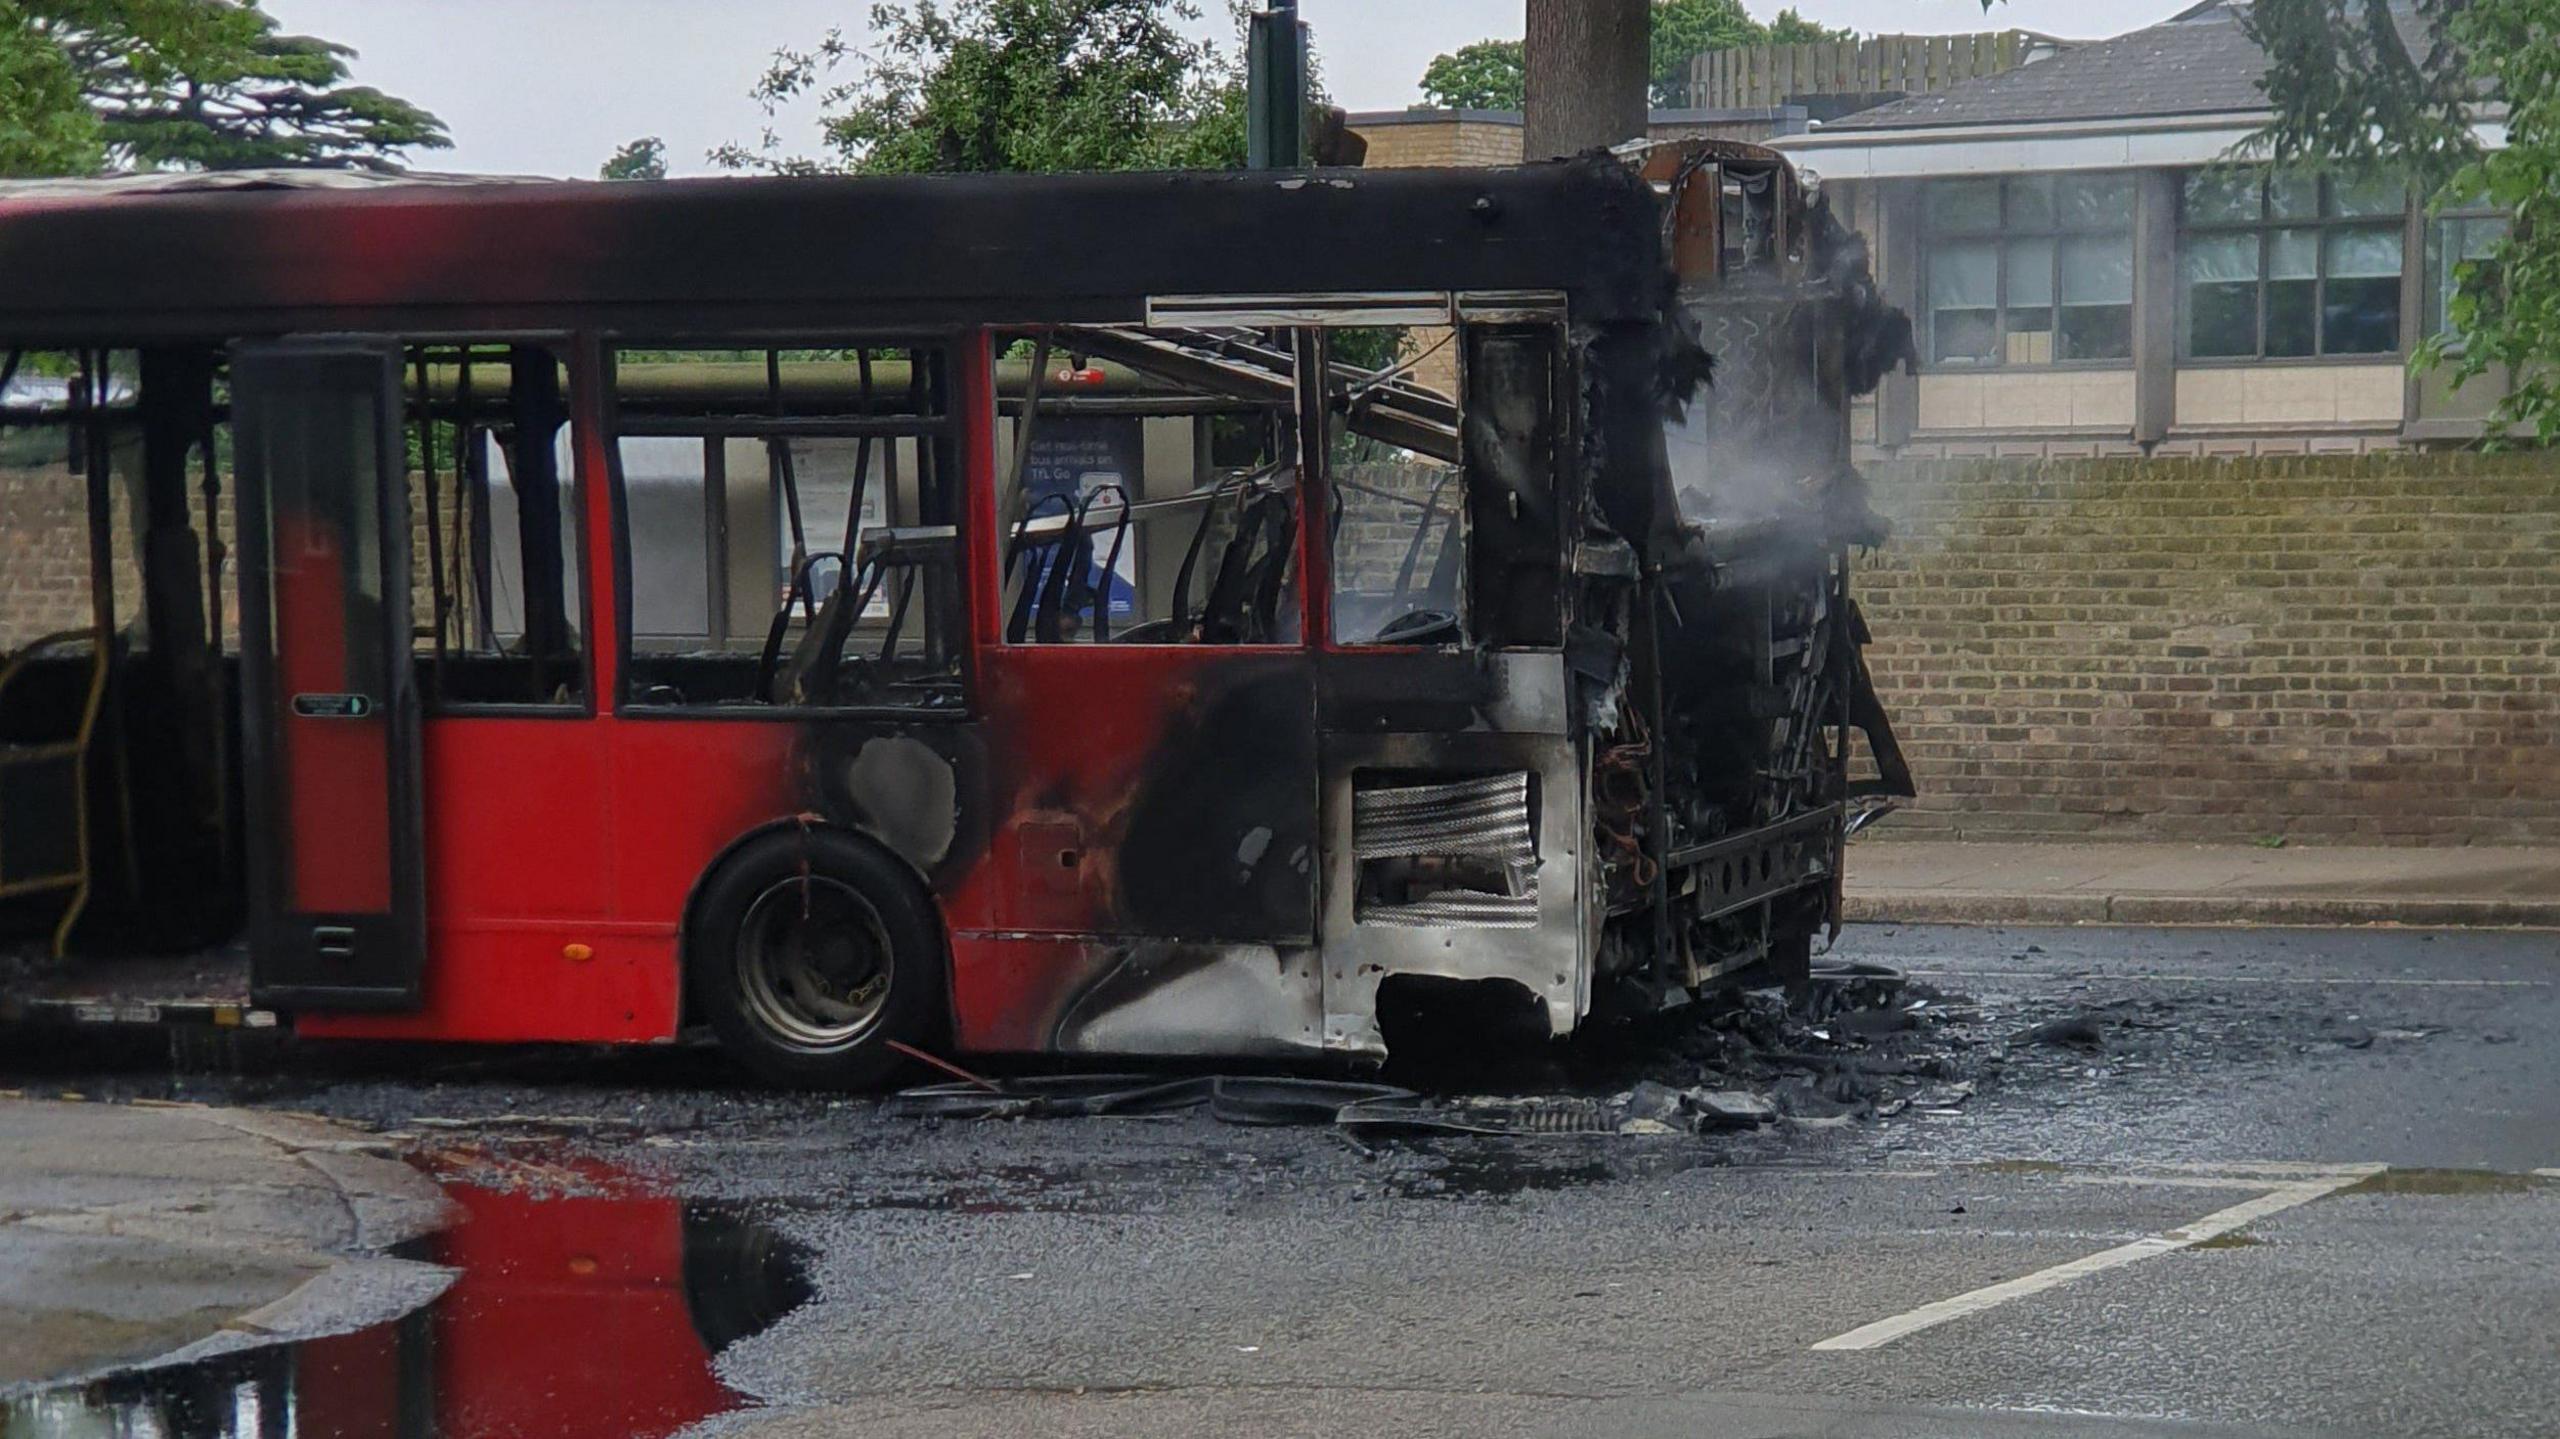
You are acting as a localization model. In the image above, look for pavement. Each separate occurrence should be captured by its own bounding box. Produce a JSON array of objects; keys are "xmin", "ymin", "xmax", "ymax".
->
[
  {"xmin": 0, "ymin": 1096, "xmax": 455, "ymax": 1392},
  {"xmin": 1845, "ymin": 839, "xmax": 2560, "ymax": 928}
]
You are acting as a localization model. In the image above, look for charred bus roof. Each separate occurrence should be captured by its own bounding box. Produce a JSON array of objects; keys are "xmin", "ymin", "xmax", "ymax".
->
[{"xmin": 0, "ymin": 159, "xmax": 1670, "ymax": 344}]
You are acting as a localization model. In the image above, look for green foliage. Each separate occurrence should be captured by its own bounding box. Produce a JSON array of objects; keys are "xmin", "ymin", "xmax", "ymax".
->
[
  {"xmin": 2246, "ymin": 0, "xmax": 2560, "ymax": 442},
  {"xmin": 20, "ymin": 0, "xmax": 448, "ymax": 172},
  {"xmin": 1646, "ymin": 0, "xmax": 1764, "ymax": 105},
  {"xmin": 0, "ymin": 0, "xmax": 101, "ymax": 174},
  {"xmin": 1417, "ymin": 0, "xmax": 1860, "ymax": 113},
  {"xmin": 1330, "ymin": 325, "xmax": 1403, "ymax": 372},
  {"xmin": 600, "ymin": 135, "xmax": 668, "ymax": 180},
  {"xmin": 1767, "ymin": 8, "xmax": 1855, "ymax": 45},
  {"xmin": 1418, "ymin": 38, "xmax": 1522, "ymax": 111},
  {"xmin": 714, "ymin": 0, "xmax": 1272, "ymax": 175}
]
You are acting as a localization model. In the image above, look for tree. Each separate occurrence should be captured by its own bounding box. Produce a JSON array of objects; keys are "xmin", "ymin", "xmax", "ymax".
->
[
  {"xmin": 0, "ymin": 0, "xmax": 102, "ymax": 175},
  {"xmin": 714, "ymin": 0, "xmax": 1265, "ymax": 175},
  {"xmin": 601, "ymin": 135, "xmax": 668, "ymax": 180},
  {"xmin": 1768, "ymin": 8, "xmax": 1855, "ymax": 45},
  {"xmin": 1420, "ymin": 0, "xmax": 1859, "ymax": 114},
  {"xmin": 1524, "ymin": 0, "xmax": 1649, "ymax": 158},
  {"xmin": 1418, "ymin": 39, "xmax": 1523, "ymax": 111},
  {"xmin": 1645, "ymin": 0, "xmax": 1764, "ymax": 104},
  {"xmin": 2242, "ymin": 0, "xmax": 2560, "ymax": 440},
  {"xmin": 25, "ymin": 0, "xmax": 448, "ymax": 172}
]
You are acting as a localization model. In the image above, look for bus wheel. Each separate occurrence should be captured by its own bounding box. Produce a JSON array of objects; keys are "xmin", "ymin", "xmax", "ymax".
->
[{"xmin": 689, "ymin": 829, "xmax": 942, "ymax": 1090}]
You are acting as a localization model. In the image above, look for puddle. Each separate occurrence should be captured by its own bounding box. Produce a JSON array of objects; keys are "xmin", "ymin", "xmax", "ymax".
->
[
  {"xmin": 2, "ymin": 1175, "xmax": 812, "ymax": 1438},
  {"xmin": 2188, "ymin": 1231, "xmax": 2265, "ymax": 1249},
  {"xmin": 1968, "ymin": 1158, "xmax": 2069, "ymax": 1175},
  {"xmin": 2337, "ymin": 1167, "xmax": 2549, "ymax": 1197},
  {"xmin": 1372, "ymin": 1137, "xmax": 1724, "ymax": 1200}
]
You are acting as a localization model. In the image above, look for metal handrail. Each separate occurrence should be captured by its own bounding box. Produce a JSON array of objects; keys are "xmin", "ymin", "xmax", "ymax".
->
[{"xmin": 0, "ymin": 625, "xmax": 110, "ymax": 954}]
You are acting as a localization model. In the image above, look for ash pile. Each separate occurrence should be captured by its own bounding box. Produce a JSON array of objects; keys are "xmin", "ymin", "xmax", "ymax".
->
[
  {"xmin": 875, "ymin": 960, "xmax": 2008, "ymax": 1138},
  {"xmin": 1578, "ymin": 961, "xmax": 1992, "ymax": 1130}
]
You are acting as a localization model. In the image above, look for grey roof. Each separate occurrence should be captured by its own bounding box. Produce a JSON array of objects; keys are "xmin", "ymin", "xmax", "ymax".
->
[{"xmin": 1824, "ymin": 5, "xmax": 2274, "ymax": 132}]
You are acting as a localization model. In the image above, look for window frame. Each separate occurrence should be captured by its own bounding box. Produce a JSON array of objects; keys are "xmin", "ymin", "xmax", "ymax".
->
[
  {"xmin": 2176, "ymin": 170, "xmax": 2413, "ymax": 365},
  {"xmin": 982, "ymin": 304, "xmax": 1494, "ymax": 656},
  {"xmin": 1920, "ymin": 173, "xmax": 2139, "ymax": 372},
  {"xmin": 2424, "ymin": 200, "xmax": 2510, "ymax": 351},
  {"xmin": 602, "ymin": 333, "xmax": 973, "ymax": 723},
  {"xmin": 400, "ymin": 333, "xmax": 596, "ymax": 721}
]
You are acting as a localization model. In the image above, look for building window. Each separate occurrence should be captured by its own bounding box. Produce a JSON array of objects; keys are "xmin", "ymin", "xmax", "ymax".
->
[
  {"xmin": 1922, "ymin": 174, "xmax": 2135, "ymax": 366},
  {"xmin": 2179, "ymin": 170, "xmax": 2407, "ymax": 360},
  {"xmin": 2427, "ymin": 206, "xmax": 2508, "ymax": 342}
]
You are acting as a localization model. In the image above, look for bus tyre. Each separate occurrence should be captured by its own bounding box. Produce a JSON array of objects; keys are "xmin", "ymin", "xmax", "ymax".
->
[{"xmin": 689, "ymin": 829, "xmax": 943, "ymax": 1091}]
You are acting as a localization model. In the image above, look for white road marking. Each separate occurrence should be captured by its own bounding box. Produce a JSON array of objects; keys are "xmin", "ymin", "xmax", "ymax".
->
[
  {"xmin": 1810, "ymin": 1165, "xmax": 2384, "ymax": 1352},
  {"xmin": 1901, "ymin": 965, "xmax": 2549, "ymax": 988}
]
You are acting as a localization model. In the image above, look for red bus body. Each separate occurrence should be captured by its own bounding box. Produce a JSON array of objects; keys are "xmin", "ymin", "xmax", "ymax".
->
[{"xmin": 0, "ymin": 155, "xmax": 1911, "ymax": 1068}]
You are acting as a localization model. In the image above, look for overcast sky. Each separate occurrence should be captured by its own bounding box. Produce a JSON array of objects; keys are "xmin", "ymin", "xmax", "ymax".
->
[{"xmin": 258, "ymin": 1, "xmax": 2192, "ymax": 179}]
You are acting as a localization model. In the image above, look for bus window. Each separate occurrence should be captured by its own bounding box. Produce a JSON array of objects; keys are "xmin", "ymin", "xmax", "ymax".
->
[
  {"xmin": 0, "ymin": 352, "xmax": 142, "ymax": 655},
  {"xmin": 611, "ymin": 345, "xmax": 962, "ymax": 712},
  {"xmin": 403, "ymin": 343, "xmax": 585, "ymax": 709},
  {"xmin": 1328, "ymin": 328, "xmax": 1465, "ymax": 647},
  {"xmin": 992, "ymin": 328, "xmax": 1304, "ymax": 647}
]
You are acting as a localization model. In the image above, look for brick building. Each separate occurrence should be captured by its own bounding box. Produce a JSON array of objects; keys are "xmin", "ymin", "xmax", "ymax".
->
[
  {"xmin": 1775, "ymin": 2, "xmax": 2511, "ymax": 460},
  {"xmin": 1347, "ymin": 7, "xmax": 2558, "ymax": 847}
]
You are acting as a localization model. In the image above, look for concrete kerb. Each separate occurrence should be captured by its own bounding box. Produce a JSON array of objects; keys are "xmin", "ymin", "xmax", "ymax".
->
[
  {"xmin": 1845, "ymin": 891, "xmax": 2560, "ymax": 929},
  {"xmin": 0, "ymin": 1099, "xmax": 457, "ymax": 1395}
]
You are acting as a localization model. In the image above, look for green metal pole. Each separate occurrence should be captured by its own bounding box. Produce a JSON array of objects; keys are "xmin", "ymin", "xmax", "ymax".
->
[{"xmin": 1246, "ymin": 0, "xmax": 1306, "ymax": 169}]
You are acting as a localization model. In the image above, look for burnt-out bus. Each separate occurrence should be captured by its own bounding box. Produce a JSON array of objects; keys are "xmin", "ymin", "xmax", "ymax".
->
[{"xmin": 0, "ymin": 151, "xmax": 1910, "ymax": 1086}]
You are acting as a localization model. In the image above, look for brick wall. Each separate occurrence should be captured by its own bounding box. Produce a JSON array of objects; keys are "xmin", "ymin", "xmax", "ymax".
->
[
  {"xmin": 1334, "ymin": 452, "xmax": 1457, "ymax": 596},
  {"xmin": 1857, "ymin": 451, "xmax": 2560, "ymax": 846},
  {"xmin": 0, "ymin": 437, "xmax": 144, "ymax": 653},
  {"xmin": 1353, "ymin": 118, "xmax": 1526, "ymax": 171}
]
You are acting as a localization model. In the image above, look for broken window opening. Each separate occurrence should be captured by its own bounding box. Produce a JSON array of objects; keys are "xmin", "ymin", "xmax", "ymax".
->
[
  {"xmin": 993, "ymin": 325, "xmax": 1329, "ymax": 648},
  {"xmin": 610, "ymin": 344, "xmax": 962, "ymax": 711},
  {"xmin": 401, "ymin": 343, "xmax": 585, "ymax": 710},
  {"xmin": 1327, "ymin": 325, "xmax": 1468, "ymax": 648},
  {"xmin": 1328, "ymin": 434, "xmax": 1464, "ymax": 646},
  {"xmin": 1, "ymin": 351, "xmax": 143, "ymax": 657}
]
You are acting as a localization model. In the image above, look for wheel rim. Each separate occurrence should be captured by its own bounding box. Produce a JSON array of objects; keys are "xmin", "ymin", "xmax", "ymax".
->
[{"xmin": 734, "ymin": 875, "xmax": 894, "ymax": 1052}]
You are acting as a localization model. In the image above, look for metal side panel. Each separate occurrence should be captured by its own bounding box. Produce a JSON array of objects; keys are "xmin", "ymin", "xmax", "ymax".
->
[{"xmin": 1316, "ymin": 729, "xmax": 1588, "ymax": 1057}]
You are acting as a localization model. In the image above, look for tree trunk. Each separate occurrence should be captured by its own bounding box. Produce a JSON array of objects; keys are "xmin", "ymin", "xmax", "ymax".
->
[{"xmin": 1523, "ymin": 0, "xmax": 1650, "ymax": 160}]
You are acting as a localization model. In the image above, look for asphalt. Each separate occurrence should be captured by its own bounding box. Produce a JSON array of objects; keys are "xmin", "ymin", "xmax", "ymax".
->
[
  {"xmin": 3, "ymin": 922, "xmax": 2555, "ymax": 1438},
  {"xmin": 1844, "ymin": 840, "xmax": 2560, "ymax": 928}
]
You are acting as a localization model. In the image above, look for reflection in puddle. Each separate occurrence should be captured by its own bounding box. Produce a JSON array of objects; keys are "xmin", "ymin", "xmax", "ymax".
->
[
  {"xmin": 1377, "ymin": 1137, "xmax": 1723, "ymax": 1200},
  {"xmin": 2, "ymin": 1178, "xmax": 811, "ymax": 1438}
]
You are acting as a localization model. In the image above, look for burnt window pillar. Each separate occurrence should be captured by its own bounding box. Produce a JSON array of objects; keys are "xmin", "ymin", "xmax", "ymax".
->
[
  {"xmin": 1462, "ymin": 325, "xmax": 1563, "ymax": 648},
  {"xmin": 508, "ymin": 345, "xmax": 572, "ymax": 688}
]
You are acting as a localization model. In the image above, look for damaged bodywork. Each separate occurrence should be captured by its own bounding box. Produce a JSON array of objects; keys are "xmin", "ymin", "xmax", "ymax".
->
[
  {"xmin": 964, "ymin": 143, "xmax": 1917, "ymax": 1057},
  {"xmin": 0, "ymin": 151, "xmax": 1911, "ymax": 1079}
]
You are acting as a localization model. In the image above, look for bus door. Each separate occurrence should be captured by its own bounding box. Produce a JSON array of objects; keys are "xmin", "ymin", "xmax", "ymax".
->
[{"xmin": 233, "ymin": 341, "xmax": 427, "ymax": 1009}]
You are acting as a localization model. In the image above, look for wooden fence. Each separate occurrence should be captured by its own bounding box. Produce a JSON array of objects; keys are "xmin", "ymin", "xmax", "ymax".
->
[{"xmin": 1686, "ymin": 31, "xmax": 2045, "ymax": 110}]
